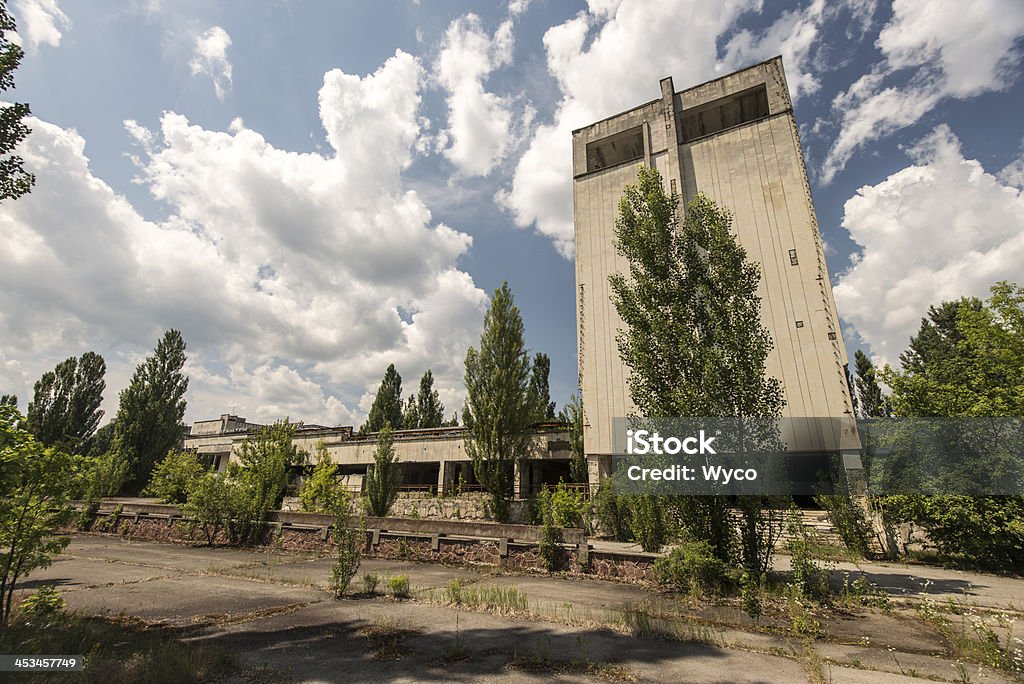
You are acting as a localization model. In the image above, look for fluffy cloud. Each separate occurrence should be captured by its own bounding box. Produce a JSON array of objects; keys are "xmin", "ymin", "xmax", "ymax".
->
[
  {"xmin": 0, "ymin": 50, "xmax": 487, "ymax": 426},
  {"xmin": 189, "ymin": 26, "xmax": 233, "ymax": 100},
  {"xmin": 9, "ymin": 0, "xmax": 69, "ymax": 50},
  {"xmin": 821, "ymin": 0, "xmax": 1024, "ymax": 183},
  {"xmin": 720, "ymin": 0, "xmax": 827, "ymax": 101},
  {"xmin": 434, "ymin": 15, "xmax": 520, "ymax": 177},
  {"xmin": 834, "ymin": 125, "xmax": 1024, "ymax": 366},
  {"xmin": 499, "ymin": 0, "xmax": 763, "ymax": 258}
]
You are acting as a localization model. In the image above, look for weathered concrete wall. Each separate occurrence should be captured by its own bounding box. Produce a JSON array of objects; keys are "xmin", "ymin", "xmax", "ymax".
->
[{"xmin": 572, "ymin": 57, "xmax": 860, "ymax": 465}]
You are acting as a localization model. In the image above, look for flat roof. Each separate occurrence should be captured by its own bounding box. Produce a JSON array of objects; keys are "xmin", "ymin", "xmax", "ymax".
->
[{"xmin": 571, "ymin": 55, "xmax": 784, "ymax": 136}]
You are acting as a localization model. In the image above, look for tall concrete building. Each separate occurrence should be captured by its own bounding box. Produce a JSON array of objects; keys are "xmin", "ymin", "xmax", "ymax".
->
[{"xmin": 572, "ymin": 57, "xmax": 859, "ymax": 484}]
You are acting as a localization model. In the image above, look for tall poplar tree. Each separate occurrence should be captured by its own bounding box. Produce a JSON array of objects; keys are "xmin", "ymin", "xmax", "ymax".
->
[
  {"xmin": 361, "ymin": 364, "xmax": 402, "ymax": 434},
  {"xmin": 464, "ymin": 283, "xmax": 537, "ymax": 521},
  {"xmin": 26, "ymin": 352, "xmax": 106, "ymax": 451},
  {"xmin": 610, "ymin": 167, "xmax": 785, "ymax": 570},
  {"xmin": 112, "ymin": 330, "xmax": 189, "ymax": 495},
  {"xmin": 415, "ymin": 370, "xmax": 445, "ymax": 429},
  {"xmin": 853, "ymin": 350, "xmax": 886, "ymax": 417},
  {"xmin": 529, "ymin": 353, "xmax": 556, "ymax": 421}
]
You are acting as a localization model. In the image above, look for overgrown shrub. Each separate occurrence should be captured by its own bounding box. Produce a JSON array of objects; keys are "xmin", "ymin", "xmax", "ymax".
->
[
  {"xmin": 331, "ymin": 489, "xmax": 363, "ymax": 598},
  {"xmin": 815, "ymin": 492, "xmax": 872, "ymax": 558},
  {"xmin": 785, "ymin": 509, "xmax": 830, "ymax": 599},
  {"xmin": 880, "ymin": 495, "xmax": 1024, "ymax": 572},
  {"xmin": 184, "ymin": 472, "xmax": 241, "ymax": 545},
  {"xmin": 362, "ymin": 573, "xmax": 379, "ymax": 594},
  {"xmin": 300, "ymin": 442, "xmax": 345, "ymax": 514},
  {"xmin": 227, "ymin": 421, "xmax": 298, "ymax": 543},
  {"xmin": 653, "ymin": 539, "xmax": 731, "ymax": 594},
  {"xmin": 17, "ymin": 586, "xmax": 65, "ymax": 622},
  {"xmin": 592, "ymin": 477, "xmax": 631, "ymax": 541},
  {"xmin": 548, "ymin": 480, "xmax": 587, "ymax": 529},
  {"xmin": 143, "ymin": 450, "xmax": 205, "ymax": 504},
  {"xmin": 538, "ymin": 521, "xmax": 562, "ymax": 571},
  {"xmin": 364, "ymin": 424, "xmax": 401, "ymax": 517},
  {"xmin": 386, "ymin": 575, "xmax": 411, "ymax": 598},
  {"xmin": 627, "ymin": 495, "xmax": 665, "ymax": 552}
]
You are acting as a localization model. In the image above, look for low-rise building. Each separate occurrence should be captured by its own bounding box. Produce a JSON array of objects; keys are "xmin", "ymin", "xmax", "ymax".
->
[{"xmin": 182, "ymin": 414, "xmax": 576, "ymax": 499}]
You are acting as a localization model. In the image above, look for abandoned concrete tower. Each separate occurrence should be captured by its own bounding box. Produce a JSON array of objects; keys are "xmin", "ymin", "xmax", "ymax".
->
[{"xmin": 572, "ymin": 57, "xmax": 860, "ymax": 484}]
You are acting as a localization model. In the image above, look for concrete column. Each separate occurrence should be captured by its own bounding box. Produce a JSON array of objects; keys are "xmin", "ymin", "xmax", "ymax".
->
[
  {"xmin": 513, "ymin": 460, "xmax": 527, "ymax": 500},
  {"xmin": 437, "ymin": 461, "xmax": 449, "ymax": 496}
]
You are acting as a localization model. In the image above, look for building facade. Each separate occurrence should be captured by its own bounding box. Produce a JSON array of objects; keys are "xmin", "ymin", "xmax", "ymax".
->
[
  {"xmin": 183, "ymin": 415, "xmax": 574, "ymax": 499},
  {"xmin": 572, "ymin": 57, "xmax": 859, "ymax": 482}
]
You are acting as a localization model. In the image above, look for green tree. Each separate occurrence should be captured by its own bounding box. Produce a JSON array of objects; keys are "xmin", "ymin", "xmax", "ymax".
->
[
  {"xmin": 415, "ymin": 370, "xmax": 445, "ymax": 428},
  {"xmin": 26, "ymin": 352, "xmax": 106, "ymax": 452},
  {"xmin": 402, "ymin": 394, "xmax": 419, "ymax": 429},
  {"xmin": 0, "ymin": 395, "xmax": 15, "ymax": 408},
  {"xmin": 364, "ymin": 423, "xmax": 400, "ymax": 517},
  {"xmin": 610, "ymin": 168, "xmax": 786, "ymax": 571},
  {"xmin": 559, "ymin": 394, "xmax": 587, "ymax": 483},
  {"xmin": 330, "ymin": 489, "xmax": 364, "ymax": 598},
  {"xmin": 843, "ymin": 364, "xmax": 859, "ymax": 416},
  {"xmin": 878, "ymin": 283, "xmax": 1024, "ymax": 570},
  {"xmin": 0, "ymin": 405, "xmax": 84, "ymax": 626},
  {"xmin": 529, "ymin": 353, "xmax": 556, "ymax": 421},
  {"xmin": 111, "ymin": 330, "xmax": 189, "ymax": 495},
  {"xmin": 361, "ymin": 364, "xmax": 402, "ymax": 434},
  {"xmin": 143, "ymin": 450, "xmax": 205, "ymax": 504},
  {"xmin": 464, "ymin": 283, "xmax": 538, "ymax": 521},
  {"xmin": 227, "ymin": 420, "xmax": 299, "ymax": 544},
  {"xmin": 300, "ymin": 442, "xmax": 345, "ymax": 515},
  {"xmin": 853, "ymin": 350, "xmax": 886, "ymax": 417},
  {"xmin": 0, "ymin": 2, "xmax": 35, "ymax": 202}
]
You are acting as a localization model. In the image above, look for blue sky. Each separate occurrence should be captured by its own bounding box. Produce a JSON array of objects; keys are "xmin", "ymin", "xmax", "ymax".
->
[{"xmin": 2, "ymin": 0, "xmax": 1023, "ymax": 427}]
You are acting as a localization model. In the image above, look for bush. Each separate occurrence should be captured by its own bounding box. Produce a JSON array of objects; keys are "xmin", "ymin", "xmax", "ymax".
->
[
  {"xmin": 184, "ymin": 472, "xmax": 242, "ymax": 545},
  {"xmin": 365, "ymin": 424, "xmax": 401, "ymax": 517},
  {"xmin": 362, "ymin": 573, "xmax": 379, "ymax": 594},
  {"xmin": 331, "ymin": 489, "xmax": 363, "ymax": 598},
  {"xmin": 300, "ymin": 442, "xmax": 345, "ymax": 515},
  {"xmin": 227, "ymin": 421, "xmax": 298, "ymax": 543},
  {"xmin": 592, "ymin": 478, "xmax": 631, "ymax": 541},
  {"xmin": 654, "ymin": 539, "xmax": 731, "ymax": 594},
  {"xmin": 785, "ymin": 509, "xmax": 830, "ymax": 599},
  {"xmin": 386, "ymin": 575, "xmax": 411, "ymax": 598},
  {"xmin": 880, "ymin": 495, "xmax": 1024, "ymax": 572},
  {"xmin": 815, "ymin": 492, "xmax": 872, "ymax": 558},
  {"xmin": 143, "ymin": 450, "xmax": 205, "ymax": 504},
  {"xmin": 548, "ymin": 481, "xmax": 587, "ymax": 529},
  {"xmin": 628, "ymin": 495, "xmax": 665, "ymax": 552},
  {"xmin": 17, "ymin": 586, "xmax": 65, "ymax": 622},
  {"xmin": 538, "ymin": 521, "xmax": 562, "ymax": 571}
]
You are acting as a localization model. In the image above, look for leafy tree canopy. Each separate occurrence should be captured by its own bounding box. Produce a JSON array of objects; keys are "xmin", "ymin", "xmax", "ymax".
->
[
  {"xmin": 26, "ymin": 352, "xmax": 106, "ymax": 452},
  {"xmin": 0, "ymin": 1, "xmax": 35, "ymax": 201}
]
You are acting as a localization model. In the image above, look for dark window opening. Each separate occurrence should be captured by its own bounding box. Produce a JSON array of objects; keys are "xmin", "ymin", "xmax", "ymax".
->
[
  {"xmin": 678, "ymin": 85, "xmax": 770, "ymax": 144},
  {"xmin": 828, "ymin": 332, "xmax": 837, "ymax": 340},
  {"xmin": 795, "ymin": 320, "xmax": 804, "ymax": 328},
  {"xmin": 586, "ymin": 126, "xmax": 644, "ymax": 172},
  {"xmin": 789, "ymin": 248, "xmax": 799, "ymax": 265}
]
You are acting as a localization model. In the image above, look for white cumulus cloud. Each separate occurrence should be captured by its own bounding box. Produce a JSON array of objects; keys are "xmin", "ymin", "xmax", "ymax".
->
[
  {"xmin": 9, "ymin": 0, "xmax": 69, "ymax": 51},
  {"xmin": 434, "ymin": 14, "xmax": 519, "ymax": 177},
  {"xmin": 834, "ymin": 124, "xmax": 1024, "ymax": 366},
  {"xmin": 0, "ymin": 50, "xmax": 487, "ymax": 426},
  {"xmin": 498, "ymin": 0, "xmax": 762, "ymax": 258},
  {"xmin": 821, "ymin": 0, "xmax": 1024, "ymax": 183},
  {"xmin": 189, "ymin": 25, "xmax": 233, "ymax": 100}
]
